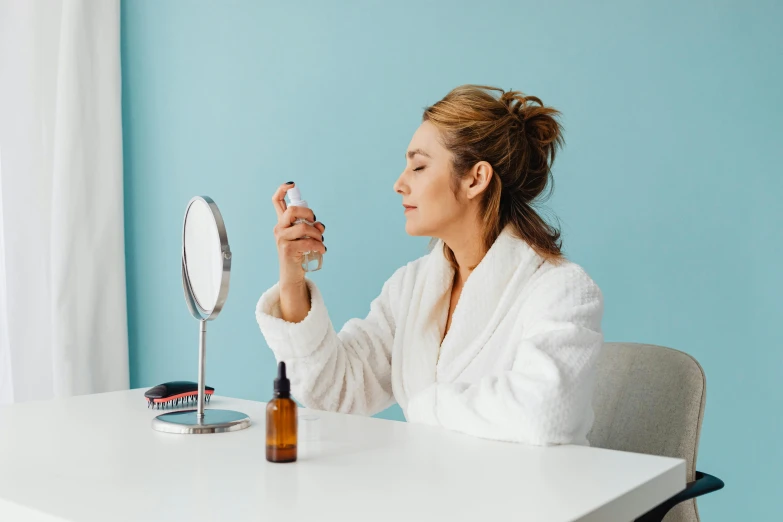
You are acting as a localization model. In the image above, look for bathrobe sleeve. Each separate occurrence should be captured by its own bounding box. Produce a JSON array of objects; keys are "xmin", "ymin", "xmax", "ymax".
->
[
  {"xmin": 406, "ymin": 266, "xmax": 604, "ymax": 446},
  {"xmin": 255, "ymin": 268, "xmax": 404, "ymax": 416}
]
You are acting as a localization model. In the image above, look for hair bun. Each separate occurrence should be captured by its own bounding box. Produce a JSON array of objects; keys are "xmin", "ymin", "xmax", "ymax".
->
[{"xmin": 499, "ymin": 90, "xmax": 544, "ymax": 125}]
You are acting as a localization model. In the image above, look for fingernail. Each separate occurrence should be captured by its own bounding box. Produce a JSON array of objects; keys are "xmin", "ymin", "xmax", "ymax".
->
[
  {"xmin": 313, "ymin": 214, "xmax": 317, "ymax": 221},
  {"xmin": 286, "ymin": 181, "xmax": 294, "ymax": 185},
  {"xmin": 321, "ymin": 234, "xmax": 325, "ymax": 241}
]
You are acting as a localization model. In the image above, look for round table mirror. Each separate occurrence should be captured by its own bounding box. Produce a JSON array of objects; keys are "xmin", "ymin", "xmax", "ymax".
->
[{"xmin": 151, "ymin": 196, "xmax": 250, "ymax": 435}]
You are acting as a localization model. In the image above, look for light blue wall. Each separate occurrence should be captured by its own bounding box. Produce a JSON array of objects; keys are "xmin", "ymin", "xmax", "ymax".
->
[{"xmin": 121, "ymin": 1, "xmax": 782, "ymax": 519}]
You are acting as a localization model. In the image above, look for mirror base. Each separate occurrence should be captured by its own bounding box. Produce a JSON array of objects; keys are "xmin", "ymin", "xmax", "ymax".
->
[{"xmin": 152, "ymin": 409, "xmax": 251, "ymax": 434}]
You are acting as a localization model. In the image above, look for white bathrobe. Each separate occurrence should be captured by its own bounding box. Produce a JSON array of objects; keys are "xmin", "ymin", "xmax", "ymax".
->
[{"xmin": 255, "ymin": 226, "xmax": 604, "ymax": 446}]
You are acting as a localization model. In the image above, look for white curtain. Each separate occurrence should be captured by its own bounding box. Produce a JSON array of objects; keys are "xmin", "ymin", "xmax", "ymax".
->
[{"xmin": 0, "ymin": 0, "xmax": 129, "ymax": 403}]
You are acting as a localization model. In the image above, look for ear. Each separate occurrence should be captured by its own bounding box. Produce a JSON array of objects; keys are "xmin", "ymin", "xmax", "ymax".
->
[{"xmin": 463, "ymin": 161, "xmax": 494, "ymax": 200}]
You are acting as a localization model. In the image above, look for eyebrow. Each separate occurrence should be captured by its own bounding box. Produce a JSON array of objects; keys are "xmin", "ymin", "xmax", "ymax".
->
[{"xmin": 406, "ymin": 148, "xmax": 431, "ymax": 159}]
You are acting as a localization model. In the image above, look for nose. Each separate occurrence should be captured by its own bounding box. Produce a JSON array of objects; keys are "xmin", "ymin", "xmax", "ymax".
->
[{"xmin": 394, "ymin": 170, "xmax": 409, "ymax": 195}]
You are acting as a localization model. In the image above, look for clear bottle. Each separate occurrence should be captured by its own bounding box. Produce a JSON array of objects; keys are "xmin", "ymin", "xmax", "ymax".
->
[
  {"xmin": 287, "ymin": 187, "xmax": 322, "ymax": 272},
  {"xmin": 266, "ymin": 361, "xmax": 297, "ymax": 463}
]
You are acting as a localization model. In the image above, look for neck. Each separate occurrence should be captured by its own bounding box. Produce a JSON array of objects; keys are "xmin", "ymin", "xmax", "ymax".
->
[{"xmin": 440, "ymin": 217, "xmax": 487, "ymax": 284}]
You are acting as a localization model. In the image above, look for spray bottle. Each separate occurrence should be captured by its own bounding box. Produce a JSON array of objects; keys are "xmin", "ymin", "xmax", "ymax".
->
[{"xmin": 287, "ymin": 187, "xmax": 323, "ymax": 272}]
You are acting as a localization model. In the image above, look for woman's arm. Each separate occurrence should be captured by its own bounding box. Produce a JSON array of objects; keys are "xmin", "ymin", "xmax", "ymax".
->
[
  {"xmin": 261, "ymin": 181, "xmax": 397, "ymax": 415},
  {"xmin": 279, "ymin": 279, "xmax": 311, "ymax": 324},
  {"xmin": 406, "ymin": 266, "xmax": 604, "ymax": 445},
  {"xmin": 256, "ymin": 267, "xmax": 404, "ymax": 416}
]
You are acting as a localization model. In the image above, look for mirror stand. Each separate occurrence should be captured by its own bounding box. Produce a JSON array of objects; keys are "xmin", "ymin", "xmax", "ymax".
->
[
  {"xmin": 151, "ymin": 196, "xmax": 251, "ymax": 435},
  {"xmin": 151, "ymin": 319, "xmax": 250, "ymax": 434}
]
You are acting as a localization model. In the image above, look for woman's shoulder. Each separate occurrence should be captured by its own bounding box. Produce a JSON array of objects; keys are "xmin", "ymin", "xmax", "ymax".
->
[
  {"xmin": 496, "ymin": 228, "xmax": 602, "ymax": 304},
  {"xmin": 529, "ymin": 257, "xmax": 603, "ymax": 309}
]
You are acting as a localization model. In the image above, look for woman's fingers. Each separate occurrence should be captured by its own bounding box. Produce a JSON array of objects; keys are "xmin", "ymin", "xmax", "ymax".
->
[
  {"xmin": 271, "ymin": 182, "xmax": 295, "ymax": 219},
  {"xmin": 277, "ymin": 222, "xmax": 323, "ymax": 243},
  {"xmin": 271, "ymin": 182, "xmax": 327, "ymax": 267},
  {"xmin": 278, "ymin": 204, "xmax": 316, "ymax": 227},
  {"xmin": 280, "ymin": 238, "xmax": 327, "ymax": 257}
]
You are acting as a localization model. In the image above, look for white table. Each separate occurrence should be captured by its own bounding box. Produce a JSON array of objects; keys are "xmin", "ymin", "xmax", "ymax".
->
[{"xmin": 0, "ymin": 389, "xmax": 685, "ymax": 522}]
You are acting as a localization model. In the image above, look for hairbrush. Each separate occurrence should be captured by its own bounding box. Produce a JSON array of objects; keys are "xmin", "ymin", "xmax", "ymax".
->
[{"xmin": 144, "ymin": 381, "xmax": 215, "ymax": 409}]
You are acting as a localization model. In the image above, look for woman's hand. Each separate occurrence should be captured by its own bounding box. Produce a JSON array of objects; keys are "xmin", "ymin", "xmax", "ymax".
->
[{"xmin": 272, "ymin": 182, "xmax": 326, "ymax": 289}]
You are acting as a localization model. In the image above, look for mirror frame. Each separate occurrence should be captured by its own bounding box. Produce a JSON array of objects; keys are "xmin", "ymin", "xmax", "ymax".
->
[{"xmin": 181, "ymin": 196, "xmax": 232, "ymax": 321}]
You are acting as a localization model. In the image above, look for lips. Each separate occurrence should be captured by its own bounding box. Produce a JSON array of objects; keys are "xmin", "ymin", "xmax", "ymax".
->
[{"xmin": 403, "ymin": 205, "xmax": 417, "ymax": 213}]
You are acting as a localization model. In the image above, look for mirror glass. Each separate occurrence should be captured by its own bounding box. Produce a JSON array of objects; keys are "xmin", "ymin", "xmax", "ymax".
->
[{"xmin": 183, "ymin": 199, "xmax": 223, "ymax": 312}]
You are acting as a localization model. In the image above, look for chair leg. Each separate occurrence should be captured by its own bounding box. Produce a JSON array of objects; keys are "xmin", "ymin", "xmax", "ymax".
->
[{"xmin": 635, "ymin": 471, "xmax": 724, "ymax": 522}]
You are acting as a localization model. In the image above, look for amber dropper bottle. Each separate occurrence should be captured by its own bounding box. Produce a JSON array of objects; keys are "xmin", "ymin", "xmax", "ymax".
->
[{"xmin": 266, "ymin": 361, "xmax": 297, "ymax": 463}]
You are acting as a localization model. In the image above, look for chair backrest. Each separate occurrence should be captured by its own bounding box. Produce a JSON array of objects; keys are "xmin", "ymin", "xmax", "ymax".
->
[{"xmin": 587, "ymin": 342, "xmax": 706, "ymax": 522}]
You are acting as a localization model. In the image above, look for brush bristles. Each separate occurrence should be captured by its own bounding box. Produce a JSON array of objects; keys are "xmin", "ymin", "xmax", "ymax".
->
[{"xmin": 146, "ymin": 394, "xmax": 212, "ymax": 409}]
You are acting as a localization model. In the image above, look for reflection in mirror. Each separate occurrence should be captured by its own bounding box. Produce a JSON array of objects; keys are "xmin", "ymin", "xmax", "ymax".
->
[{"xmin": 184, "ymin": 199, "xmax": 223, "ymax": 312}]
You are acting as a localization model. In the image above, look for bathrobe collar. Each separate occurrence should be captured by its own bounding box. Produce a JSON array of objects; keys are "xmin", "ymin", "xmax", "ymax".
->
[{"xmin": 398, "ymin": 224, "xmax": 544, "ymax": 408}]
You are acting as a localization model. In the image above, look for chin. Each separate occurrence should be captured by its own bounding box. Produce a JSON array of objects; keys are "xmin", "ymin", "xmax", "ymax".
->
[{"xmin": 404, "ymin": 219, "xmax": 432, "ymax": 237}]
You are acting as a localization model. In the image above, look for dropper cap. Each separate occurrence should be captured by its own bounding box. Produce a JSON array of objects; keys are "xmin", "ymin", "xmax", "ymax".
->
[{"xmin": 274, "ymin": 361, "xmax": 291, "ymax": 398}]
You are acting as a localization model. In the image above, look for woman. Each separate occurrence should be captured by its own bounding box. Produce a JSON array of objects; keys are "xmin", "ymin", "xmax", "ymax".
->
[{"xmin": 256, "ymin": 85, "xmax": 603, "ymax": 446}]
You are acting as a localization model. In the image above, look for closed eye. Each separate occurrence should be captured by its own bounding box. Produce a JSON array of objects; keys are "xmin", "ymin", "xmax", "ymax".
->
[{"xmin": 413, "ymin": 166, "xmax": 425, "ymax": 172}]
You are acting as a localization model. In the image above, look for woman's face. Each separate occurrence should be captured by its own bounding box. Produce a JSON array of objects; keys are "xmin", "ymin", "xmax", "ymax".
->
[{"xmin": 394, "ymin": 121, "xmax": 464, "ymax": 238}]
